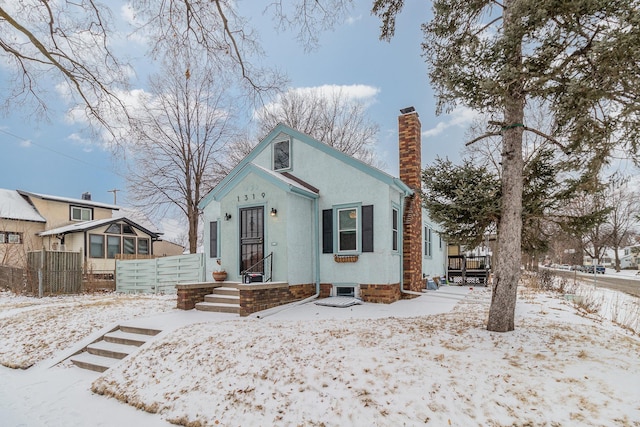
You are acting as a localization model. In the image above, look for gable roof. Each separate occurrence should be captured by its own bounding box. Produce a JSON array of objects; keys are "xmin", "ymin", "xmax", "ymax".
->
[
  {"xmin": 18, "ymin": 190, "xmax": 120, "ymax": 211},
  {"xmin": 38, "ymin": 217, "xmax": 161, "ymax": 238},
  {"xmin": 199, "ymin": 123, "xmax": 412, "ymax": 208},
  {"xmin": 0, "ymin": 189, "xmax": 46, "ymax": 223},
  {"xmin": 202, "ymin": 163, "xmax": 320, "ymax": 204}
]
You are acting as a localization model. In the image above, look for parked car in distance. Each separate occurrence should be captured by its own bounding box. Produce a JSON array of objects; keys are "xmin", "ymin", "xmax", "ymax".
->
[
  {"xmin": 570, "ymin": 265, "xmax": 585, "ymax": 272},
  {"xmin": 585, "ymin": 265, "xmax": 606, "ymax": 274}
]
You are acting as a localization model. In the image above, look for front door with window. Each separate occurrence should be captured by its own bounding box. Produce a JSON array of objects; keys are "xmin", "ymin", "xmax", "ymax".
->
[{"xmin": 239, "ymin": 206, "xmax": 264, "ymax": 274}]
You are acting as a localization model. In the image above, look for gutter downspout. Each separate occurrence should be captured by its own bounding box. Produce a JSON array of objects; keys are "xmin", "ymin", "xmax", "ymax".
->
[
  {"xmin": 254, "ymin": 197, "xmax": 320, "ymax": 319},
  {"xmin": 400, "ymin": 190, "xmax": 424, "ymax": 297}
]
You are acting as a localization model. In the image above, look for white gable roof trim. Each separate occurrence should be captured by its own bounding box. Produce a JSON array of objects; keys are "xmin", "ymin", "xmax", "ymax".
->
[
  {"xmin": 199, "ymin": 124, "xmax": 412, "ymax": 209},
  {"xmin": 205, "ymin": 163, "xmax": 320, "ymax": 203}
]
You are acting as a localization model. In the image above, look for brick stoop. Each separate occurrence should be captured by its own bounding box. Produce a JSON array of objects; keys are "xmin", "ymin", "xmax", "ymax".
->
[
  {"xmin": 195, "ymin": 285, "xmax": 240, "ymax": 314},
  {"xmin": 69, "ymin": 325, "xmax": 161, "ymax": 373}
]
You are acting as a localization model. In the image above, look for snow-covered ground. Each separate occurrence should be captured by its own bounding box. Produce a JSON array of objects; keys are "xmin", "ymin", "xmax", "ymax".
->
[{"xmin": 1, "ymin": 282, "xmax": 639, "ymax": 426}]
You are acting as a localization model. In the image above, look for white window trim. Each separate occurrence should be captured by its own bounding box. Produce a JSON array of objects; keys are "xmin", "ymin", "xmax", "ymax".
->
[
  {"xmin": 336, "ymin": 205, "xmax": 360, "ymax": 254},
  {"xmin": 391, "ymin": 205, "xmax": 399, "ymax": 253},
  {"xmin": 71, "ymin": 206, "xmax": 92, "ymax": 221},
  {"xmin": 424, "ymin": 226, "xmax": 432, "ymax": 258}
]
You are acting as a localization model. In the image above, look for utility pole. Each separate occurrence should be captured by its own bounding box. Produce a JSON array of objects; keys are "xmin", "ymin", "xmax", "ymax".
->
[{"xmin": 108, "ymin": 189, "xmax": 120, "ymax": 205}]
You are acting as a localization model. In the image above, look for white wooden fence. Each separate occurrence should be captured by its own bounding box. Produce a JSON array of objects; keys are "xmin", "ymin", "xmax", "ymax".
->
[{"xmin": 116, "ymin": 253, "xmax": 205, "ymax": 294}]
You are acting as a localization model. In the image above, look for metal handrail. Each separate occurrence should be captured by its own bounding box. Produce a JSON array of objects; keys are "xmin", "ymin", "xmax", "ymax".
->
[{"xmin": 241, "ymin": 252, "xmax": 273, "ymax": 282}]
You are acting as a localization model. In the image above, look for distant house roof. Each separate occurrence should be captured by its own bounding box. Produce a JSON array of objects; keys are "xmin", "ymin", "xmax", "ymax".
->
[
  {"xmin": 17, "ymin": 190, "xmax": 120, "ymax": 211},
  {"xmin": 38, "ymin": 217, "xmax": 161, "ymax": 238},
  {"xmin": 0, "ymin": 189, "xmax": 46, "ymax": 223}
]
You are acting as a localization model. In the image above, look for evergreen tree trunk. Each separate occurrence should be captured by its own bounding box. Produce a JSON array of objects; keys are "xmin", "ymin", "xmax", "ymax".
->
[{"xmin": 487, "ymin": 0, "xmax": 525, "ymax": 332}]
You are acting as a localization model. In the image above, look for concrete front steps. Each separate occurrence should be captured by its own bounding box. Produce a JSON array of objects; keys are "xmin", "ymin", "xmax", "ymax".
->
[
  {"xmin": 195, "ymin": 284, "xmax": 240, "ymax": 314},
  {"xmin": 69, "ymin": 325, "xmax": 162, "ymax": 373}
]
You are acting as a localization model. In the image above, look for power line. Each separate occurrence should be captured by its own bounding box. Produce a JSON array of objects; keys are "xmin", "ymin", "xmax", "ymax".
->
[{"xmin": 0, "ymin": 126, "xmax": 126, "ymax": 180}]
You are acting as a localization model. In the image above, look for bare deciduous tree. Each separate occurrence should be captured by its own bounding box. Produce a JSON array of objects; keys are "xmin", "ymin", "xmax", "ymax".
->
[
  {"xmin": 124, "ymin": 55, "xmax": 237, "ymax": 253},
  {"xmin": 1, "ymin": 1, "xmax": 355, "ymax": 128},
  {"xmin": 605, "ymin": 178, "xmax": 640, "ymax": 271},
  {"xmin": 0, "ymin": 1, "xmax": 128, "ymax": 127},
  {"xmin": 254, "ymin": 87, "xmax": 382, "ymax": 166}
]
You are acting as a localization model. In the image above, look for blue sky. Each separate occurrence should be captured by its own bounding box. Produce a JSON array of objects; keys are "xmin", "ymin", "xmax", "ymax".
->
[{"xmin": 0, "ymin": 2, "xmax": 475, "ymax": 209}]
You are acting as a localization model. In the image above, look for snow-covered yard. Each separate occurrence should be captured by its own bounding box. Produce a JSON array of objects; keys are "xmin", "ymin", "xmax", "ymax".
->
[{"xmin": 0, "ymin": 281, "xmax": 639, "ymax": 426}]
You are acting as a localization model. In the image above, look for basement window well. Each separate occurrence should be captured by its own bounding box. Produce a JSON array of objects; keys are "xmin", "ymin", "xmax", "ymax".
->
[{"xmin": 333, "ymin": 284, "xmax": 358, "ymax": 298}]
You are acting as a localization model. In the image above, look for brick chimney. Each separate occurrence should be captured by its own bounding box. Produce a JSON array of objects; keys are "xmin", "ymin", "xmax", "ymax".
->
[{"xmin": 398, "ymin": 107, "xmax": 423, "ymax": 294}]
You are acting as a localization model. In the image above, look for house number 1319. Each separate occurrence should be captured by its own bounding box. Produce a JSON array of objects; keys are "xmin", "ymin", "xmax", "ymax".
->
[{"xmin": 238, "ymin": 193, "xmax": 266, "ymax": 202}]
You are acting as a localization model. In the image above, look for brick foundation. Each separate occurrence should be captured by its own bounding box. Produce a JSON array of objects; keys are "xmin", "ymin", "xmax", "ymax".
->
[
  {"xmin": 239, "ymin": 283, "xmax": 315, "ymax": 316},
  {"xmin": 359, "ymin": 283, "xmax": 401, "ymax": 304},
  {"xmin": 319, "ymin": 283, "xmax": 332, "ymax": 298},
  {"xmin": 176, "ymin": 282, "xmax": 224, "ymax": 310},
  {"xmin": 177, "ymin": 282, "xmax": 316, "ymax": 315}
]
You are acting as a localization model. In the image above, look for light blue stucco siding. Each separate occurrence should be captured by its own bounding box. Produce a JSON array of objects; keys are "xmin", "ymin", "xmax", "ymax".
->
[
  {"xmin": 283, "ymin": 192, "xmax": 315, "ymax": 285},
  {"xmin": 265, "ymin": 136, "xmax": 405, "ymax": 284},
  {"xmin": 202, "ymin": 168, "xmax": 317, "ymax": 284},
  {"xmin": 202, "ymin": 127, "xmax": 412, "ymax": 287},
  {"xmin": 205, "ymin": 172, "xmax": 285, "ymax": 282},
  {"xmin": 422, "ymin": 212, "xmax": 447, "ymax": 279}
]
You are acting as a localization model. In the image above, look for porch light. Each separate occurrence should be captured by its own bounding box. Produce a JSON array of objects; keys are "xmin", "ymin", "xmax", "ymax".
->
[
  {"xmin": 224, "ymin": 213, "xmax": 232, "ymax": 221},
  {"xmin": 270, "ymin": 208, "xmax": 277, "ymax": 217}
]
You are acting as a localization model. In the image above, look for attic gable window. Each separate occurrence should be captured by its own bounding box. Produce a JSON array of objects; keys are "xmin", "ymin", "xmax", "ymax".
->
[{"xmin": 273, "ymin": 138, "xmax": 291, "ymax": 171}]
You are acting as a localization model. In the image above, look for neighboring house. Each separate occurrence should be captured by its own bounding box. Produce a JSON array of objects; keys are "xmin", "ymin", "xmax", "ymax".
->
[
  {"xmin": 0, "ymin": 189, "xmax": 163, "ymax": 271},
  {"xmin": 620, "ymin": 246, "xmax": 639, "ymax": 269},
  {"xmin": 153, "ymin": 239, "xmax": 186, "ymax": 257},
  {"xmin": 199, "ymin": 108, "xmax": 447, "ymax": 303},
  {"xmin": 0, "ymin": 189, "xmax": 46, "ymax": 267}
]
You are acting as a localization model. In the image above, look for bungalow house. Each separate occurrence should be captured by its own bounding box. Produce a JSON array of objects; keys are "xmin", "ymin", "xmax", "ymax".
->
[
  {"xmin": 0, "ymin": 189, "xmax": 170, "ymax": 272},
  {"xmin": 196, "ymin": 107, "xmax": 447, "ymax": 309}
]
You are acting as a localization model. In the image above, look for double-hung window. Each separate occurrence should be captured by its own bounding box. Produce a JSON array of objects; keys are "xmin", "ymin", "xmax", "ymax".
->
[
  {"xmin": 337, "ymin": 207, "xmax": 358, "ymax": 252},
  {"xmin": 322, "ymin": 205, "xmax": 373, "ymax": 254},
  {"xmin": 392, "ymin": 207, "xmax": 399, "ymax": 251},
  {"xmin": 424, "ymin": 227, "xmax": 432, "ymax": 257}
]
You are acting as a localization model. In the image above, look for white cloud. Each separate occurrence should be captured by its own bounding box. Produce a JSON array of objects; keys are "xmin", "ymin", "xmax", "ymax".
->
[
  {"xmin": 19, "ymin": 139, "xmax": 32, "ymax": 148},
  {"xmin": 422, "ymin": 106, "xmax": 480, "ymax": 138},
  {"xmin": 256, "ymin": 84, "xmax": 380, "ymax": 120},
  {"xmin": 119, "ymin": 4, "xmax": 149, "ymax": 45},
  {"xmin": 292, "ymin": 84, "xmax": 379, "ymax": 101},
  {"xmin": 67, "ymin": 133, "xmax": 93, "ymax": 153},
  {"xmin": 345, "ymin": 15, "xmax": 362, "ymax": 25}
]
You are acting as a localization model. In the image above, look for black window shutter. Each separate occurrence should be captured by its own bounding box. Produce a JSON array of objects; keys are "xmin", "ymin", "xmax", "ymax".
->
[
  {"xmin": 362, "ymin": 205, "xmax": 374, "ymax": 253},
  {"xmin": 210, "ymin": 221, "xmax": 218, "ymax": 258},
  {"xmin": 322, "ymin": 209, "xmax": 333, "ymax": 253}
]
